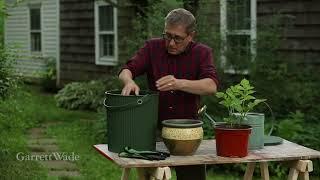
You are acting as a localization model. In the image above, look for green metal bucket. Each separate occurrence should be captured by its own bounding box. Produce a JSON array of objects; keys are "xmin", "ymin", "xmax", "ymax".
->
[
  {"xmin": 104, "ymin": 90, "xmax": 159, "ymax": 153},
  {"xmin": 242, "ymin": 113, "xmax": 265, "ymax": 150}
]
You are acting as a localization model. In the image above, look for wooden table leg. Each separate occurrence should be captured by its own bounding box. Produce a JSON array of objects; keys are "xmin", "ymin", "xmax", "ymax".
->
[
  {"xmin": 244, "ymin": 162, "xmax": 256, "ymax": 180},
  {"xmin": 151, "ymin": 167, "xmax": 172, "ymax": 180},
  {"xmin": 288, "ymin": 168, "xmax": 299, "ymax": 180},
  {"xmin": 244, "ymin": 162, "xmax": 270, "ymax": 180},
  {"xmin": 300, "ymin": 171, "xmax": 309, "ymax": 180},
  {"xmin": 288, "ymin": 160, "xmax": 313, "ymax": 180},
  {"xmin": 136, "ymin": 167, "xmax": 149, "ymax": 180},
  {"xmin": 260, "ymin": 162, "xmax": 270, "ymax": 180},
  {"xmin": 121, "ymin": 168, "xmax": 131, "ymax": 180},
  {"xmin": 164, "ymin": 167, "xmax": 172, "ymax": 180}
]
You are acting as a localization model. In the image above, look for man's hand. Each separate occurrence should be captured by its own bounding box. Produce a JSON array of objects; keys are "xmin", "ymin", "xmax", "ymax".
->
[
  {"xmin": 121, "ymin": 80, "xmax": 140, "ymax": 96},
  {"xmin": 156, "ymin": 75, "xmax": 181, "ymax": 91},
  {"xmin": 156, "ymin": 75, "xmax": 217, "ymax": 95},
  {"xmin": 119, "ymin": 69, "xmax": 140, "ymax": 95}
]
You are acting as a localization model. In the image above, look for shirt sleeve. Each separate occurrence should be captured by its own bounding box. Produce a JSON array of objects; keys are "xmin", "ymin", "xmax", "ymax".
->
[
  {"xmin": 119, "ymin": 41, "xmax": 150, "ymax": 79},
  {"xmin": 199, "ymin": 48, "xmax": 219, "ymax": 87}
]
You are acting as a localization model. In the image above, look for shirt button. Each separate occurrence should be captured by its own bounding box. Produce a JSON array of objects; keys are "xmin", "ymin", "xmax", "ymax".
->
[
  {"xmin": 169, "ymin": 106, "xmax": 173, "ymax": 110},
  {"xmin": 170, "ymin": 91, "xmax": 174, "ymax": 94}
]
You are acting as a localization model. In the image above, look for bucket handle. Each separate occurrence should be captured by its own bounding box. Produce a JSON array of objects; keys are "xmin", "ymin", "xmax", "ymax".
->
[{"xmin": 103, "ymin": 94, "xmax": 151, "ymax": 111}]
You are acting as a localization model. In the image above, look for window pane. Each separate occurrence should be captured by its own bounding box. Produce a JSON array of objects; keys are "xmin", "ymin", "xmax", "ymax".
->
[
  {"xmin": 100, "ymin": 34, "xmax": 114, "ymax": 57},
  {"xmin": 99, "ymin": 5, "xmax": 113, "ymax": 31},
  {"xmin": 31, "ymin": 32, "xmax": 41, "ymax": 52},
  {"xmin": 227, "ymin": 0, "xmax": 250, "ymax": 30},
  {"xmin": 226, "ymin": 35, "xmax": 251, "ymax": 70},
  {"xmin": 30, "ymin": 8, "xmax": 41, "ymax": 30}
]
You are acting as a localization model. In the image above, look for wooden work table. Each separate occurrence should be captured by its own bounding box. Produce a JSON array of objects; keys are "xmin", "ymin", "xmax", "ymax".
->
[{"xmin": 94, "ymin": 139, "xmax": 320, "ymax": 180}]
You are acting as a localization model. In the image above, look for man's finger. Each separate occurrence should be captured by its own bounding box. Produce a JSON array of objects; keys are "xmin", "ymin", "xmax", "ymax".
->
[
  {"xmin": 121, "ymin": 88, "xmax": 126, "ymax": 95},
  {"xmin": 156, "ymin": 79, "xmax": 172, "ymax": 87},
  {"xmin": 156, "ymin": 75, "xmax": 172, "ymax": 84},
  {"xmin": 122, "ymin": 87, "xmax": 131, "ymax": 96},
  {"xmin": 134, "ymin": 88, "xmax": 139, "ymax": 95},
  {"xmin": 157, "ymin": 83, "xmax": 173, "ymax": 91}
]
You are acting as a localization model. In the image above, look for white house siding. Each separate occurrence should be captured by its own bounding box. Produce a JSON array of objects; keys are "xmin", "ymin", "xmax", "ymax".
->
[{"xmin": 5, "ymin": 0, "xmax": 59, "ymax": 77}]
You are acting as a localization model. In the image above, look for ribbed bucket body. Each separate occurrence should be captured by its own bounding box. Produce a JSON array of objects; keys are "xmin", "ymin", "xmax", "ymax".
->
[
  {"xmin": 104, "ymin": 90, "xmax": 158, "ymax": 153},
  {"xmin": 242, "ymin": 113, "xmax": 265, "ymax": 150}
]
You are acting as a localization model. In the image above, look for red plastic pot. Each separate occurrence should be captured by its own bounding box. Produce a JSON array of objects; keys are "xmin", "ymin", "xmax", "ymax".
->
[{"xmin": 214, "ymin": 124, "xmax": 252, "ymax": 158}]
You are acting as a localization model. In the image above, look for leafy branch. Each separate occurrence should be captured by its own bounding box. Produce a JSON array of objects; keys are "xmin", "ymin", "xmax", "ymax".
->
[{"xmin": 216, "ymin": 79, "xmax": 266, "ymax": 126}]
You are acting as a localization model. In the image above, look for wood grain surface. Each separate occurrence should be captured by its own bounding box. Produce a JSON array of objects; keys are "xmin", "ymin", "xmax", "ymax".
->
[{"xmin": 94, "ymin": 139, "xmax": 320, "ymax": 168}]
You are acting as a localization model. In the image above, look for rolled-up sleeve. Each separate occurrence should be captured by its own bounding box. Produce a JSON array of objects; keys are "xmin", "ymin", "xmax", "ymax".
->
[
  {"xmin": 119, "ymin": 41, "xmax": 150, "ymax": 79},
  {"xmin": 199, "ymin": 48, "xmax": 219, "ymax": 87}
]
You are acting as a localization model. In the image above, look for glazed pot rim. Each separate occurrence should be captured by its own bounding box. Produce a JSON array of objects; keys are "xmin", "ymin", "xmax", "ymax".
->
[{"xmin": 162, "ymin": 119, "xmax": 203, "ymax": 128}]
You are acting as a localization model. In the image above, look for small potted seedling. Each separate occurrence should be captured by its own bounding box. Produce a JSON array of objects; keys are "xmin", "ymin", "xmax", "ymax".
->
[{"xmin": 215, "ymin": 78, "xmax": 266, "ymax": 157}]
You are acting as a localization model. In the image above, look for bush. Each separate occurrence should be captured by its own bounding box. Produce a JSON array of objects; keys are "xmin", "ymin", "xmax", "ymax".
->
[
  {"xmin": 40, "ymin": 56, "xmax": 58, "ymax": 92},
  {"xmin": 55, "ymin": 77, "xmax": 121, "ymax": 111},
  {"xmin": 0, "ymin": 45, "xmax": 19, "ymax": 99}
]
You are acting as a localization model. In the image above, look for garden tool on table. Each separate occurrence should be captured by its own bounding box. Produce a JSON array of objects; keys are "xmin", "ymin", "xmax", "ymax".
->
[
  {"xmin": 198, "ymin": 105, "xmax": 283, "ymax": 146},
  {"xmin": 118, "ymin": 147, "xmax": 170, "ymax": 161}
]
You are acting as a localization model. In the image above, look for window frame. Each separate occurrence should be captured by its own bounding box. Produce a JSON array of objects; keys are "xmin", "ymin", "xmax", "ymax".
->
[
  {"xmin": 220, "ymin": 0, "xmax": 257, "ymax": 74},
  {"xmin": 28, "ymin": 3, "xmax": 42, "ymax": 55},
  {"xmin": 94, "ymin": 0, "xmax": 118, "ymax": 66}
]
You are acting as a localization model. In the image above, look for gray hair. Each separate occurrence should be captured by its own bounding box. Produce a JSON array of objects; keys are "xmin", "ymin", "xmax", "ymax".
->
[{"xmin": 165, "ymin": 8, "xmax": 196, "ymax": 33}]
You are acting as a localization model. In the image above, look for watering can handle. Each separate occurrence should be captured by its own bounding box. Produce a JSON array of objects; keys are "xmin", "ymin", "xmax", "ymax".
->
[
  {"xmin": 198, "ymin": 105, "xmax": 217, "ymax": 126},
  {"xmin": 204, "ymin": 113, "xmax": 216, "ymax": 126},
  {"xmin": 103, "ymin": 94, "xmax": 151, "ymax": 111},
  {"xmin": 263, "ymin": 102, "xmax": 275, "ymax": 136}
]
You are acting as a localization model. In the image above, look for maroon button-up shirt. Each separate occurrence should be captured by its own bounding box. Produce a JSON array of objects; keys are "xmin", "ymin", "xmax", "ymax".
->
[{"xmin": 121, "ymin": 38, "xmax": 218, "ymax": 124}]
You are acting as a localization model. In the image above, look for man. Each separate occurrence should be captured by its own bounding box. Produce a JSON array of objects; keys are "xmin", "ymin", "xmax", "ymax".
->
[{"xmin": 119, "ymin": 8, "xmax": 218, "ymax": 180}]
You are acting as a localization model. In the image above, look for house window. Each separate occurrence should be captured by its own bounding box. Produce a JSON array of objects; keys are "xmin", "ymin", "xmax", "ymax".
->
[
  {"xmin": 220, "ymin": 0, "xmax": 256, "ymax": 73},
  {"xmin": 30, "ymin": 6, "xmax": 41, "ymax": 52},
  {"xmin": 95, "ymin": 1, "xmax": 118, "ymax": 65}
]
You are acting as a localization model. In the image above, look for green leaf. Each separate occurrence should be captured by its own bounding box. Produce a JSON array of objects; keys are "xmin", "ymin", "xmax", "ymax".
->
[
  {"xmin": 216, "ymin": 92, "xmax": 225, "ymax": 98},
  {"xmin": 214, "ymin": 78, "xmax": 267, "ymax": 125}
]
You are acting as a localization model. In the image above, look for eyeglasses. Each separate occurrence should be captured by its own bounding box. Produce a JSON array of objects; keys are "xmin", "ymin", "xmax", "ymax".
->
[{"xmin": 162, "ymin": 33, "xmax": 188, "ymax": 44}]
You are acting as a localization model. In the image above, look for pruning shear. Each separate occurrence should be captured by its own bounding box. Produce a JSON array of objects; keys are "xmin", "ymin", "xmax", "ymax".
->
[{"xmin": 119, "ymin": 147, "xmax": 170, "ymax": 161}]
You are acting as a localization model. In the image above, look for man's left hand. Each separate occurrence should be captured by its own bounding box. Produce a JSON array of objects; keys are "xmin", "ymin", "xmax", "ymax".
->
[{"xmin": 156, "ymin": 75, "xmax": 181, "ymax": 91}]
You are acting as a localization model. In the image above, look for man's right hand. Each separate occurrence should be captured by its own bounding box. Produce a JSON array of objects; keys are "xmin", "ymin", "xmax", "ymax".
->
[
  {"xmin": 119, "ymin": 69, "xmax": 140, "ymax": 95},
  {"xmin": 121, "ymin": 80, "xmax": 140, "ymax": 96}
]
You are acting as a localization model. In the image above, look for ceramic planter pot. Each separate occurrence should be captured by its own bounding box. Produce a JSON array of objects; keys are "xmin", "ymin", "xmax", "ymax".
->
[
  {"xmin": 215, "ymin": 124, "xmax": 252, "ymax": 157},
  {"xmin": 161, "ymin": 119, "xmax": 203, "ymax": 156}
]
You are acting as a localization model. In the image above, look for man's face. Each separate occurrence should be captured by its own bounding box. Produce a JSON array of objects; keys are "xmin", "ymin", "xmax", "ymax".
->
[{"xmin": 163, "ymin": 24, "xmax": 194, "ymax": 55}]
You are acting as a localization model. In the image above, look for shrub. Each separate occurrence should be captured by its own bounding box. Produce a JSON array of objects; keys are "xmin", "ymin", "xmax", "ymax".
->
[
  {"xmin": 55, "ymin": 77, "xmax": 121, "ymax": 111},
  {"xmin": 40, "ymin": 56, "xmax": 57, "ymax": 92},
  {"xmin": 0, "ymin": 45, "xmax": 18, "ymax": 99}
]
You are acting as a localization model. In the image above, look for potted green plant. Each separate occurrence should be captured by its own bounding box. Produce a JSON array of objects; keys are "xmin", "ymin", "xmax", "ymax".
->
[{"xmin": 215, "ymin": 78, "xmax": 266, "ymax": 157}]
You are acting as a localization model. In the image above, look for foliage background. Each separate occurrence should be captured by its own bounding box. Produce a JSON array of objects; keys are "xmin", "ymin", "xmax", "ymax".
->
[
  {"xmin": 1, "ymin": 0, "xmax": 319, "ymax": 178},
  {"xmin": 53, "ymin": 0, "xmax": 320, "ymax": 177}
]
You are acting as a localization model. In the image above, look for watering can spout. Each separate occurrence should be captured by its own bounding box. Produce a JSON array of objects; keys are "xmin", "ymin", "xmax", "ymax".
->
[{"xmin": 198, "ymin": 105, "xmax": 217, "ymax": 126}]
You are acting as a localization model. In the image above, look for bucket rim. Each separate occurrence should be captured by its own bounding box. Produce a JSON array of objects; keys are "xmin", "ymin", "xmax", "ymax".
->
[{"xmin": 105, "ymin": 89, "xmax": 158, "ymax": 96}]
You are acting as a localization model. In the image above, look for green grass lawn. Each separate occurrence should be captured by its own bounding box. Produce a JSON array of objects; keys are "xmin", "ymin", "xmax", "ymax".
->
[{"xmin": 1, "ymin": 84, "xmax": 319, "ymax": 179}]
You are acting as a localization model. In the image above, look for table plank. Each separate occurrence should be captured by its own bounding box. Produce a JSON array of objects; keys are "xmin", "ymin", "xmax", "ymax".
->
[{"xmin": 93, "ymin": 139, "xmax": 320, "ymax": 168}]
